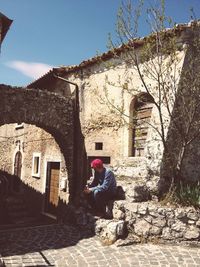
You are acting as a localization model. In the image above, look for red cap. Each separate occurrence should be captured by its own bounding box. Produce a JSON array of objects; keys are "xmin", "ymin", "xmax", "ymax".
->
[{"xmin": 91, "ymin": 159, "xmax": 103, "ymax": 169}]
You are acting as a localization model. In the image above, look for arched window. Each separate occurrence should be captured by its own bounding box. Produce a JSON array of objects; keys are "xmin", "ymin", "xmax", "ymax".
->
[
  {"xmin": 14, "ymin": 151, "xmax": 22, "ymax": 178},
  {"xmin": 130, "ymin": 93, "xmax": 154, "ymax": 157}
]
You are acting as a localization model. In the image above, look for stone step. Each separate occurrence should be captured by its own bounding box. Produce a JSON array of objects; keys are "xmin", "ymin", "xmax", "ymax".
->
[
  {"xmin": 5, "ymin": 195, "xmax": 34, "ymax": 224},
  {"xmin": 14, "ymin": 216, "xmax": 37, "ymax": 224},
  {"xmin": 8, "ymin": 211, "xmax": 30, "ymax": 220},
  {"xmin": 5, "ymin": 198, "xmax": 24, "ymax": 206},
  {"xmin": 0, "ymin": 215, "xmax": 57, "ymax": 231},
  {"xmin": 7, "ymin": 204, "xmax": 27, "ymax": 211}
]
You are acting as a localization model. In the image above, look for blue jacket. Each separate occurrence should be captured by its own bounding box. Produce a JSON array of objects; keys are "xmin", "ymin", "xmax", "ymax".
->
[{"xmin": 89, "ymin": 167, "xmax": 116, "ymax": 193}]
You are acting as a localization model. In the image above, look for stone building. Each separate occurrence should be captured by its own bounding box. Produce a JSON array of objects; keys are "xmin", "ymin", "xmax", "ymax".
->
[
  {"xmin": 1, "ymin": 21, "xmax": 200, "ymax": 220},
  {"xmin": 28, "ymin": 20, "xmax": 200, "ymax": 183}
]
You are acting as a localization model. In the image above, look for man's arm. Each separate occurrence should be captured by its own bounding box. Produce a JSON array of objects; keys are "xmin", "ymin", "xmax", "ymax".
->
[
  {"xmin": 84, "ymin": 174, "xmax": 99, "ymax": 193},
  {"xmin": 88, "ymin": 175, "xmax": 98, "ymax": 188},
  {"xmin": 95, "ymin": 170, "xmax": 116, "ymax": 193}
]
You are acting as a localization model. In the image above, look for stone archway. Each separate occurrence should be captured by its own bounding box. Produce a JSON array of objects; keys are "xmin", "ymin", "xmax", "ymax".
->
[{"xmin": 0, "ymin": 84, "xmax": 76, "ymax": 201}]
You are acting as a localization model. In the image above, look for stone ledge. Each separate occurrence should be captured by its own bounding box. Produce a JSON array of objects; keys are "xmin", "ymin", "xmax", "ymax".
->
[
  {"xmin": 65, "ymin": 199, "xmax": 200, "ymax": 246},
  {"xmin": 101, "ymin": 200, "xmax": 200, "ymax": 244}
]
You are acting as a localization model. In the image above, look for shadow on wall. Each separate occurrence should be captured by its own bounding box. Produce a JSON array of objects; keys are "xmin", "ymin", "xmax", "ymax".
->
[
  {"xmin": 160, "ymin": 35, "xmax": 200, "ymax": 192},
  {"xmin": 0, "ymin": 170, "xmax": 96, "ymax": 257},
  {"xmin": 72, "ymin": 87, "xmax": 88, "ymax": 205}
]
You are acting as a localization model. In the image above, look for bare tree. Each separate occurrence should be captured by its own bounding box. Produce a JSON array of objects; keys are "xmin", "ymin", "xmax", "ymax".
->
[{"xmin": 98, "ymin": 0, "xmax": 200, "ymax": 197}]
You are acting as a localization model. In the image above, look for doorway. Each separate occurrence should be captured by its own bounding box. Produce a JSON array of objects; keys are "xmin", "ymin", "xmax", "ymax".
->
[
  {"xmin": 45, "ymin": 162, "xmax": 60, "ymax": 216},
  {"xmin": 13, "ymin": 151, "xmax": 22, "ymax": 192}
]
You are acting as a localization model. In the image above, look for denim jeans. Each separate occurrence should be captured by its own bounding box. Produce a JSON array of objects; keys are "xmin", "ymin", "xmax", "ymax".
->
[{"xmin": 89, "ymin": 189, "xmax": 115, "ymax": 213}]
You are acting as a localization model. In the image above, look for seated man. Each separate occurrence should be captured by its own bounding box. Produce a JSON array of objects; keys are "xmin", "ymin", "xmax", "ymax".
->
[{"xmin": 84, "ymin": 158, "xmax": 117, "ymax": 218}]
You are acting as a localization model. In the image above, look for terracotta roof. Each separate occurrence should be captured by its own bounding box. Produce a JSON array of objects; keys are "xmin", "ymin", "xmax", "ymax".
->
[
  {"xmin": 53, "ymin": 21, "xmax": 193, "ymax": 75},
  {"xmin": 27, "ymin": 20, "xmax": 198, "ymax": 88}
]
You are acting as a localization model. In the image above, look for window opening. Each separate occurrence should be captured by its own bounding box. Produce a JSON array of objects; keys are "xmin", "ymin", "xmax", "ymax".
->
[
  {"xmin": 15, "ymin": 123, "xmax": 24, "ymax": 130},
  {"xmin": 32, "ymin": 153, "xmax": 41, "ymax": 178},
  {"xmin": 95, "ymin": 142, "xmax": 103, "ymax": 150}
]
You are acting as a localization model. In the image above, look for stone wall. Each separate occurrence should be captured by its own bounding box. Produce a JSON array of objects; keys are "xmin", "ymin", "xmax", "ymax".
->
[
  {"xmin": 67, "ymin": 176, "xmax": 200, "ymax": 245},
  {"xmin": 104, "ymin": 177, "xmax": 200, "ymax": 244},
  {"xmin": 0, "ymin": 124, "xmax": 14, "ymax": 174},
  {"xmin": 108, "ymin": 201, "xmax": 200, "ymax": 244},
  {"xmin": 70, "ymin": 198, "xmax": 200, "ymax": 245},
  {"xmin": 0, "ymin": 124, "xmax": 68, "ymax": 177}
]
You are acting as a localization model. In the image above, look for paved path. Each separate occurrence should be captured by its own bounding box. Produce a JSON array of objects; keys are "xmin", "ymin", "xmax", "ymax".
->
[{"xmin": 0, "ymin": 223, "xmax": 200, "ymax": 267}]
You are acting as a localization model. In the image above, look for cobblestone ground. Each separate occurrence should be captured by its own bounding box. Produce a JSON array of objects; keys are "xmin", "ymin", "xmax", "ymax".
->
[{"xmin": 0, "ymin": 224, "xmax": 200, "ymax": 267}]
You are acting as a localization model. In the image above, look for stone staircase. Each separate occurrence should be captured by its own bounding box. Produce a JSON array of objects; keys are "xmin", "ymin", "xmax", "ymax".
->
[
  {"xmin": 0, "ymin": 194, "xmax": 56, "ymax": 229},
  {"xmin": 4, "ymin": 194, "xmax": 37, "ymax": 226}
]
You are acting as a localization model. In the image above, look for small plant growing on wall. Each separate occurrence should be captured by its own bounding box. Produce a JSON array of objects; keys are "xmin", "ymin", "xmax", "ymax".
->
[{"xmin": 175, "ymin": 181, "xmax": 200, "ymax": 207}]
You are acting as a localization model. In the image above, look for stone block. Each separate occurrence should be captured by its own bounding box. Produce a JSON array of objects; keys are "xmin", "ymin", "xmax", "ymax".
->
[
  {"xmin": 171, "ymin": 221, "xmax": 187, "ymax": 232},
  {"xmin": 187, "ymin": 211, "xmax": 199, "ymax": 221},
  {"xmin": 162, "ymin": 227, "xmax": 173, "ymax": 240},
  {"xmin": 150, "ymin": 226, "xmax": 162, "ymax": 235},
  {"xmin": 184, "ymin": 227, "xmax": 200, "ymax": 239},
  {"xmin": 152, "ymin": 217, "xmax": 167, "ymax": 228},
  {"xmin": 134, "ymin": 219, "xmax": 151, "ymax": 237},
  {"xmin": 99, "ymin": 220, "xmax": 126, "ymax": 243}
]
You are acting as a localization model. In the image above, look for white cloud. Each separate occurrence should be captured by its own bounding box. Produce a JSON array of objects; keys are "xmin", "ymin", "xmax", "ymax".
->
[{"xmin": 6, "ymin": 60, "xmax": 53, "ymax": 79}]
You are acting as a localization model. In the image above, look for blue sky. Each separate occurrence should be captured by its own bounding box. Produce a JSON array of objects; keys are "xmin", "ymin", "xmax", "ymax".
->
[{"xmin": 1, "ymin": 0, "xmax": 200, "ymax": 86}]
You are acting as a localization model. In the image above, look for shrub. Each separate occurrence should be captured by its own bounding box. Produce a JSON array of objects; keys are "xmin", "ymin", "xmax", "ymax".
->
[{"xmin": 175, "ymin": 181, "xmax": 200, "ymax": 207}]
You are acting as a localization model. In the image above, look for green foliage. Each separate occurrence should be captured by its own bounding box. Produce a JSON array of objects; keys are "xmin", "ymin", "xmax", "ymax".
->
[{"xmin": 175, "ymin": 181, "xmax": 200, "ymax": 207}]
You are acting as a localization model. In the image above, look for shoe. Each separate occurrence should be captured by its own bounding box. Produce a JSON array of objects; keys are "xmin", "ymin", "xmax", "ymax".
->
[
  {"xmin": 103, "ymin": 212, "xmax": 113, "ymax": 220},
  {"xmin": 88, "ymin": 209, "xmax": 103, "ymax": 217},
  {"xmin": 95, "ymin": 211, "xmax": 105, "ymax": 217},
  {"xmin": 95, "ymin": 212, "xmax": 113, "ymax": 219}
]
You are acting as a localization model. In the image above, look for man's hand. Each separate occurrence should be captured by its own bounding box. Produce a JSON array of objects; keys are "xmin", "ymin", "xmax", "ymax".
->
[{"xmin": 83, "ymin": 185, "xmax": 91, "ymax": 194}]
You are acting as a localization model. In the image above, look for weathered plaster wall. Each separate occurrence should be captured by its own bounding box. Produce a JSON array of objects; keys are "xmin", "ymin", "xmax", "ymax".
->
[
  {"xmin": 21, "ymin": 125, "xmax": 67, "ymax": 191},
  {"xmin": 0, "ymin": 124, "xmax": 14, "ymax": 174},
  {"xmin": 0, "ymin": 123, "xmax": 69, "ymax": 214},
  {"xmin": 62, "ymin": 48, "xmax": 186, "ymax": 180}
]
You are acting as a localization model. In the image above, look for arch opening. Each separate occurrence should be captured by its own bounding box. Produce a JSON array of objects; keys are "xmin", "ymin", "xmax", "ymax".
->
[
  {"xmin": 0, "ymin": 85, "xmax": 79, "ymax": 224},
  {"xmin": 0, "ymin": 123, "xmax": 69, "ymax": 219},
  {"xmin": 129, "ymin": 93, "xmax": 154, "ymax": 157}
]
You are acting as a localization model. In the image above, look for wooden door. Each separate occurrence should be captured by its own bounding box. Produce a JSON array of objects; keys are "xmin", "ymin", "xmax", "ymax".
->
[{"xmin": 45, "ymin": 162, "xmax": 60, "ymax": 215}]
